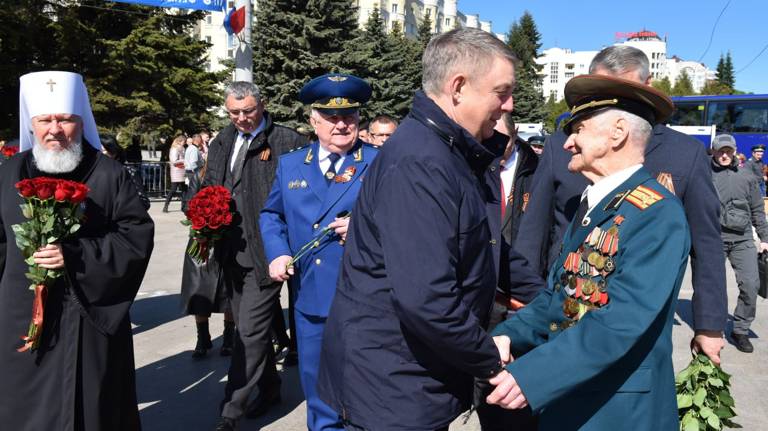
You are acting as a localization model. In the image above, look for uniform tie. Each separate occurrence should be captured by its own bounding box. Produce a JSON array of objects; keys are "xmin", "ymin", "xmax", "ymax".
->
[
  {"xmin": 574, "ymin": 196, "xmax": 589, "ymax": 227},
  {"xmin": 325, "ymin": 153, "xmax": 341, "ymax": 182}
]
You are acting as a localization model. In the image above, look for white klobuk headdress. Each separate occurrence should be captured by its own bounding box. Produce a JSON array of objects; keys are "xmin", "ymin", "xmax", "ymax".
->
[{"xmin": 19, "ymin": 71, "xmax": 101, "ymax": 151}]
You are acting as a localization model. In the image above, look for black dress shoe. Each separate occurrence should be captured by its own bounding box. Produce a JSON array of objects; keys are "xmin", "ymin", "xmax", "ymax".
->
[
  {"xmin": 245, "ymin": 386, "xmax": 281, "ymax": 418},
  {"xmin": 732, "ymin": 333, "xmax": 754, "ymax": 353},
  {"xmin": 192, "ymin": 333, "xmax": 213, "ymax": 359},
  {"xmin": 214, "ymin": 417, "xmax": 237, "ymax": 431}
]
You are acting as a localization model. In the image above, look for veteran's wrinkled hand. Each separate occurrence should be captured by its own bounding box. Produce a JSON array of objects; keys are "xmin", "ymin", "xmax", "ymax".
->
[
  {"xmin": 33, "ymin": 244, "xmax": 65, "ymax": 269},
  {"xmin": 691, "ymin": 330, "xmax": 724, "ymax": 366},
  {"xmin": 269, "ymin": 255, "xmax": 294, "ymax": 282},
  {"xmin": 486, "ymin": 370, "xmax": 528, "ymax": 410}
]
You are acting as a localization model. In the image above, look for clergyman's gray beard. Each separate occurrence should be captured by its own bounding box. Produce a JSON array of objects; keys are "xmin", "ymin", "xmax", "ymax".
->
[{"xmin": 32, "ymin": 140, "xmax": 84, "ymax": 174}]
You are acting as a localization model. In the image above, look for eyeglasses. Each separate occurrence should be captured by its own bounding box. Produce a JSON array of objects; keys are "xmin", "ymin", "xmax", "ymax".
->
[{"xmin": 227, "ymin": 107, "xmax": 259, "ymax": 117}]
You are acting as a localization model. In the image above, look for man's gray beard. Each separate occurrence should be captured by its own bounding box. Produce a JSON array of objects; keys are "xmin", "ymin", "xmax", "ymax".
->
[{"xmin": 32, "ymin": 140, "xmax": 84, "ymax": 174}]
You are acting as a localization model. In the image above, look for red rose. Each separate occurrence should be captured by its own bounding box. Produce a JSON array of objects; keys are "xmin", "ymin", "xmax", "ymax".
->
[
  {"xmin": 15, "ymin": 180, "xmax": 36, "ymax": 198},
  {"xmin": 191, "ymin": 216, "xmax": 206, "ymax": 230},
  {"xmin": 70, "ymin": 184, "xmax": 89, "ymax": 204},
  {"xmin": 208, "ymin": 217, "xmax": 222, "ymax": 230},
  {"xmin": 35, "ymin": 180, "xmax": 55, "ymax": 200},
  {"xmin": 54, "ymin": 181, "xmax": 74, "ymax": 202}
]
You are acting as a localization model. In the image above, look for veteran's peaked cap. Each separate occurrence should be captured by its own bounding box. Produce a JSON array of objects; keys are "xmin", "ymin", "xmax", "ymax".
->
[
  {"xmin": 562, "ymin": 74, "xmax": 674, "ymax": 135},
  {"xmin": 299, "ymin": 73, "xmax": 372, "ymax": 116}
]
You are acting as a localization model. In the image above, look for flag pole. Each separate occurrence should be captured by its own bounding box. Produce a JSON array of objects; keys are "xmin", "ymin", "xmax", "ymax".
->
[{"xmin": 234, "ymin": 0, "xmax": 253, "ymax": 82}]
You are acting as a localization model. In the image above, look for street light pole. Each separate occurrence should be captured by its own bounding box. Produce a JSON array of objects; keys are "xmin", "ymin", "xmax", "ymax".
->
[{"xmin": 234, "ymin": 0, "xmax": 253, "ymax": 82}]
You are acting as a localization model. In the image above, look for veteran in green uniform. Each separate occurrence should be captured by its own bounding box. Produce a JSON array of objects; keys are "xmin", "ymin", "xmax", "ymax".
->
[{"xmin": 486, "ymin": 74, "xmax": 691, "ymax": 430}]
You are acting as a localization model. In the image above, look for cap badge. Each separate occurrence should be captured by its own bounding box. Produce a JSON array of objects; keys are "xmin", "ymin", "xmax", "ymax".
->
[{"xmin": 328, "ymin": 76, "xmax": 347, "ymax": 82}]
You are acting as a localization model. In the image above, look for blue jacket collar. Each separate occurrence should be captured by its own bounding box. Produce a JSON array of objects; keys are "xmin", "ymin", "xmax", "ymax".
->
[{"xmin": 409, "ymin": 91, "xmax": 504, "ymax": 172}]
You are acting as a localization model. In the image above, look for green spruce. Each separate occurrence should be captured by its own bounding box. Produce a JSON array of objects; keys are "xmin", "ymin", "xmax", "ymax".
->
[{"xmin": 506, "ymin": 11, "xmax": 546, "ymax": 124}]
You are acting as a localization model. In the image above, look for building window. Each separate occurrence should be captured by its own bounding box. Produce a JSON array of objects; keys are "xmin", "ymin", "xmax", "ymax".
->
[
  {"xmin": 425, "ymin": 8, "xmax": 430, "ymax": 17},
  {"xmin": 206, "ymin": 14, "xmax": 211, "ymax": 24},
  {"xmin": 228, "ymin": 49, "xmax": 233, "ymax": 58},
  {"xmin": 392, "ymin": 4, "xmax": 398, "ymax": 14},
  {"xmin": 565, "ymin": 63, "xmax": 574, "ymax": 70},
  {"xmin": 550, "ymin": 90, "xmax": 558, "ymax": 100},
  {"xmin": 565, "ymin": 72, "xmax": 574, "ymax": 79},
  {"xmin": 445, "ymin": 18, "xmax": 450, "ymax": 26},
  {"xmin": 550, "ymin": 62, "xmax": 559, "ymax": 75},
  {"xmin": 551, "ymin": 75, "xmax": 558, "ymax": 84},
  {"xmin": 228, "ymin": 34, "xmax": 236, "ymax": 47},
  {"xmin": 205, "ymin": 36, "xmax": 211, "ymax": 44}
]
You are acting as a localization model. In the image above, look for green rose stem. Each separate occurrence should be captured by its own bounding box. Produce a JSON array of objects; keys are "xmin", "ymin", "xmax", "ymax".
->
[{"xmin": 287, "ymin": 213, "xmax": 350, "ymax": 269}]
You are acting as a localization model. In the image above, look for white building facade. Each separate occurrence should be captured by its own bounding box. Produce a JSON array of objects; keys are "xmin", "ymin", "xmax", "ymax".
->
[
  {"xmin": 196, "ymin": 0, "xmax": 496, "ymax": 74},
  {"xmin": 536, "ymin": 30, "xmax": 716, "ymax": 101}
]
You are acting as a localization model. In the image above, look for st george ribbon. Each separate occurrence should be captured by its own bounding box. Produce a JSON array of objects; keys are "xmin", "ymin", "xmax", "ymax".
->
[{"xmin": 108, "ymin": 0, "xmax": 225, "ymax": 12}]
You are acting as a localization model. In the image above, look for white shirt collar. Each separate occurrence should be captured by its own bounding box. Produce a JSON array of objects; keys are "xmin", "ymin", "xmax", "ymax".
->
[
  {"xmin": 585, "ymin": 164, "xmax": 643, "ymax": 216},
  {"xmin": 239, "ymin": 117, "xmax": 267, "ymax": 140}
]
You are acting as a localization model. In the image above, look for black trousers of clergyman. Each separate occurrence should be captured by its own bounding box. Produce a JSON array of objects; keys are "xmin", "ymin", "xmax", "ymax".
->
[{"xmin": 220, "ymin": 264, "xmax": 281, "ymax": 420}]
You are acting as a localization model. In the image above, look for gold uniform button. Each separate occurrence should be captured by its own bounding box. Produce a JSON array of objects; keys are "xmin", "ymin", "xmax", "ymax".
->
[
  {"xmin": 315, "ymin": 258, "xmax": 322, "ymax": 265},
  {"xmin": 490, "ymin": 239, "xmax": 497, "ymax": 245},
  {"xmin": 313, "ymin": 223, "xmax": 320, "ymax": 229},
  {"xmin": 549, "ymin": 322, "xmax": 559, "ymax": 332}
]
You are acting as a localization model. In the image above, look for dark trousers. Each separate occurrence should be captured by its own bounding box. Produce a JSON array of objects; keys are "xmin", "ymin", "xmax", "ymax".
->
[
  {"xmin": 476, "ymin": 303, "xmax": 538, "ymax": 431},
  {"xmin": 724, "ymin": 239, "xmax": 760, "ymax": 334},
  {"xmin": 220, "ymin": 264, "xmax": 281, "ymax": 420},
  {"xmin": 163, "ymin": 181, "xmax": 186, "ymax": 210}
]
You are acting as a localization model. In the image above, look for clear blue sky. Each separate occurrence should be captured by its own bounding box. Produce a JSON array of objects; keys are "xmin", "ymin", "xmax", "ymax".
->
[{"xmin": 460, "ymin": 0, "xmax": 767, "ymax": 93}]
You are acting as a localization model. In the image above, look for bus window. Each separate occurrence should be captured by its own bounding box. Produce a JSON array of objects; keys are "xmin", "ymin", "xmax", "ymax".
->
[
  {"xmin": 707, "ymin": 100, "xmax": 768, "ymax": 133},
  {"xmin": 669, "ymin": 102, "xmax": 705, "ymax": 126}
]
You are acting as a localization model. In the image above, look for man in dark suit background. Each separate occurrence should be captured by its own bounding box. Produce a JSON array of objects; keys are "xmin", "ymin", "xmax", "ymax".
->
[
  {"xmin": 203, "ymin": 81, "xmax": 305, "ymax": 431},
  {"xmin": 515, "ymin": 45, "xmax": 727, "ymax": 365}
]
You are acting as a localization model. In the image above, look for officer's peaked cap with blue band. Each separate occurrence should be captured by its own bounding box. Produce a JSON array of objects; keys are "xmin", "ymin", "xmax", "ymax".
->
[
  {"xmin": 299, "ymin": 73, "xmax": 372, "ymax": 115},
  {"xmin": 562, "ymin": 74, "xmax": 674, "ymax": 135}
]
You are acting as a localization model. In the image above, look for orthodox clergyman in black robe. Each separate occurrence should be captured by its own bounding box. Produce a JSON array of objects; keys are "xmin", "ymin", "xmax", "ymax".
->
[{"xmin": 0, "ymin": 71, "xmax": 154, "ymax": 430}]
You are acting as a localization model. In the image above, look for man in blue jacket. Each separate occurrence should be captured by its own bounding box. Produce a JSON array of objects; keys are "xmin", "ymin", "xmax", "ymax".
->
[
  {"xmin": 515, "ymin": 45, "xmax": 727, "ymax": 365},
  {"xmin": 488, "ymin": 73, "xmax": 690, "ymax": 430},
  {"xmin": 316, "ymin": 28, "xmax": 543, "ymax": 431},
  {"xmin": 260, "ymin": 73, "xmax": 377, "ymax": 431}
]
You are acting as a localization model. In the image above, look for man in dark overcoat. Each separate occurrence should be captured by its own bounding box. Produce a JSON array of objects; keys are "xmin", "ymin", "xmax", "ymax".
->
[
  {"xmin": 203, "ymin": 81, "xmax": 305, "ymax": 431},
  {"xmin": 0, "ymin": 71, "xmax": 153, "ymax": 430},
  {"xmin": 316, "ymin": 28, "xmax": 543, "ymax": 431},
  {"xmin": 514, "ymin": 45, "xmax": 728, "ymax": 365}
]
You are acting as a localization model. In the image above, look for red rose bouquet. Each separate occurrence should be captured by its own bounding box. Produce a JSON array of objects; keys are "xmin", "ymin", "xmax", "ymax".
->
[
  {"xmin": 1, "ymin": 145, "xmax": 19, "ymax": 160},
  {"xmin": 181, "ymin": 185, "xmax": 233, "ymax": 264},
  {"xmin": 12, "ymin": 177, "xmax": 89, "ymax": 352}
]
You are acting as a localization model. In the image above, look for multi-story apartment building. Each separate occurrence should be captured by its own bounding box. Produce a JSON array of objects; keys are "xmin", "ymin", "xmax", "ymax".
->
[{"xmin": 536, "ymin": 30, "xmax": 717, "ymax": 101}]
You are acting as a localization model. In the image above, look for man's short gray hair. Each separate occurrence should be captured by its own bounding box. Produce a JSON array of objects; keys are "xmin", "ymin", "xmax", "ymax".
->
[
  {"xmin": 589, "ymin": 46, "xmax": 650, "ymax": 82},
  {"xmin": 224, "ymin": 81, "xmax": 262, "ymax": 102},
  {"xmin": 422, "ymin": 27, "xmax": 518, "ymax": 96}
]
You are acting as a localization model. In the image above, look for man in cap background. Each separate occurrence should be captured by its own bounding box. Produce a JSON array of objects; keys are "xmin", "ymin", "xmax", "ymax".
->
[
  {"xmin": 744, "ymin": 143, "xmax": 766, "ymax": 195},
  {"xmin": 0, "ymin": 71, "xmax": 154, "ymax": 430},
  {"xmin": 203, "ymin": 81, "xmax": 306, "ymax": 431},
  {"xmin": 514, "ymin": 45, "xmax": 728, "ymax": 366},
  {"xmin": 260, "ymin": 72, "xmax": 378, "ymax": 431},
  {"xmin": 488, "ymin": 73, "xmax": 690, "ymax": 430},
  {"xmin": 527, "ymin": 135, "xmax": 545, "ymax": 156},
  {"xmin": 316, "ymin": 28, "xmax": 542, "ymax": 431},
  {"xmin": 711, "ymin": 134, "xmax": 768, "ymax": 353}
]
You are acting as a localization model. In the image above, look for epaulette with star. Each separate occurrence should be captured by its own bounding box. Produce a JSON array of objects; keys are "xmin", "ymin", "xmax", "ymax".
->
[{"xmin": 624, "ymin": 185, "xmax": 664, "ymax": 210}]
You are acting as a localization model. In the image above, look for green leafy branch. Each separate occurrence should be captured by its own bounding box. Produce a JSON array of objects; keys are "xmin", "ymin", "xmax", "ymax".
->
[{"xmin": 676, "ymin": 353, "xmax": 739, "ymax": 430}]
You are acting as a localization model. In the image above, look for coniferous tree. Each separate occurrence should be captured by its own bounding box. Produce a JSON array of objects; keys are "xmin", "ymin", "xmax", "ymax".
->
[
  {"xmin": 0, "ymin": 2, "xmax": 223, "ymax": 144},
  {"xmin": 506, "ymin": 11, "xmax": 546, "ymax": 124},
  {"xmin": 417, "ymin": 14, "xmax": 434, "ymax": 49},
  {"xmin": 700, "ymin": 79, "xmax": 732, "ymax": 95},
  {"xmin": 671, "ymin": 70, "xmax": 695, "ymax": 96},
  {"xmin": 252, "ymin": 0, "xmax": 361, "ymax": 128},
  {"xmin": 544, "ymin": 94, "xmax": 569, "ymax": 132},
  {"xmin": 722, "ymin": 52, "xmax": 736, "ymax": 91}
]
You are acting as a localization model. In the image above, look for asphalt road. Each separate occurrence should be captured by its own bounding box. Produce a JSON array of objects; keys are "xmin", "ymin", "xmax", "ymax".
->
[{"xmin": 134, "ymin": 203, "xmax": 768, "ymax": 430}]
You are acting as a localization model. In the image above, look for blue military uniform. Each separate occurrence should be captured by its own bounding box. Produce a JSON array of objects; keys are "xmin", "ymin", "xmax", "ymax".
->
[
  {"xmin": 260, "ymin": 73, "xmax": 376, "ymax": 431},
  {"xmin": 493, "ymin": 168, "xmax": 690, "ymax": 430}
]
